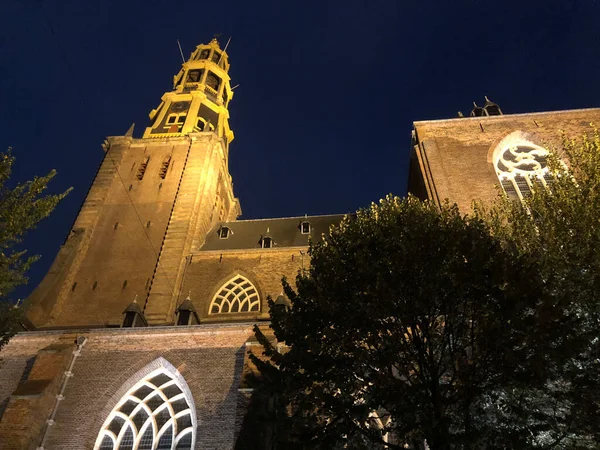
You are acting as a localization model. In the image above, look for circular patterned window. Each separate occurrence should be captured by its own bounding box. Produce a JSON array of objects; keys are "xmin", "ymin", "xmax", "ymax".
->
[{"xmin": 494, "ymin": 143, "xmax": 553, "ymax": 200}]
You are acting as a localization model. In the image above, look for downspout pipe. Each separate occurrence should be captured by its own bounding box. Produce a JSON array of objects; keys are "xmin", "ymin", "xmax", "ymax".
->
[{"xmin": 37, "ymin": 336, "xmax": 88, "ymax": 450}]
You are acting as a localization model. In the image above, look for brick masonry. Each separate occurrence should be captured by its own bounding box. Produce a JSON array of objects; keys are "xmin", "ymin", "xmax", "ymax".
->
[
  {"xmin": 180, "ymin": 248, "xmax": 306, "ymax": 323},
  {"xmin": 410, "ymin": 108, "xmax": 600, "ymax": 210},
  {"xmin": 0, "ymin": 324, "xmax": 256, "ymax": 449},
  {"xmin": 6, "ymin": 106, "xmax": 598, "ymax": 450},
  {"xmin": 27, "ymin": 132, "xmax": 240, "ymax": 328}
]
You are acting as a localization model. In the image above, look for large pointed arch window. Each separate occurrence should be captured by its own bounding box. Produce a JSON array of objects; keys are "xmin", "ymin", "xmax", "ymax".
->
[
  {"xmin": 94, "ymin": 366, "xmax": 196, "ymax": 450},
  {"xmin": 209, "ymin": 275, "xmax": 260, "ymax": 314},
  {"xmin": 493, "ymin": 134, "xmax": 554, "ymax": 201}
]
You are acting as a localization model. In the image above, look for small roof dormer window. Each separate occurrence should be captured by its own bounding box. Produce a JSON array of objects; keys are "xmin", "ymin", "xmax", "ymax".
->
[
  {"xmin": 260, "ymin": 236, "xmax": 273, "ymax": 249},
  {"xmin": 121, "ymin": 296, "xmax": 148, "ymax": 328},
  {"xmin": 300, "ymin": 221, "xmax": 311, "ymax": 234},
  {"xmin": 176, "ymin": 295, "xmax": 200, "ymax": 326},
  {"xmin": 219, "ymin": 226, "xmax": 230, "ymax": 239},
  {"xmin": 259, "ymin": 227, "xmax": 273, "ymax": 249}
]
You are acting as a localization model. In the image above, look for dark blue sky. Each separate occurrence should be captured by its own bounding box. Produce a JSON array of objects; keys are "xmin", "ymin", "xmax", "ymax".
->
[{"xmin": 1, "ymin": 0, "xmax": 599, "ymax": 299}]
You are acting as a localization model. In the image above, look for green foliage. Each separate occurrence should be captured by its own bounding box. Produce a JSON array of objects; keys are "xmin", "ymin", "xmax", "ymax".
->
[
  {"xmin": 0, "ymin": 148, "xmax": 70, "ymax": 349},
  {"xmin": 476, "ymin": 127, "xmax": 600, "ymax": 447},
  {"xmin": 252, "ymin": 196, "xmax": 545, "ymax": 449},
  {"xmin": 251, "ymin": 128, "xmax": 600, "ymax": 449},
  {"xmin": 0, "ymin": 300, "xmax": 24, "ymax": 352}
]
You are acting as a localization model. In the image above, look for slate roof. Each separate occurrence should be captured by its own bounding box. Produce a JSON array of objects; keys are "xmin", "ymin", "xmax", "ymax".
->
[{"xmin": 199, "ymin": 214, "xmax": 348, "ymax": 251}]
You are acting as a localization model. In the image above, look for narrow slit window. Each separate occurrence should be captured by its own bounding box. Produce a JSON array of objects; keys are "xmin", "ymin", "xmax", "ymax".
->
[
  {"xmin": 137, "ymin": 156, "xmax": 150, "ymax": 180},
  {"xmin": 159, "ymin": 155, "xmax": 171, "ymax": 179}
]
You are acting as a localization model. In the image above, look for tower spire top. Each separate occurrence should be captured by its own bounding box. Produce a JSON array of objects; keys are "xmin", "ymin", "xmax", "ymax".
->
[
  {"xmin": 211, "ymin": 33, "xmax": 222, "ymax": 46},
  {"xmin": 142, "ymin": 38, "xmax": 235, "ymax": 142},
  {"xmin": 125, "ymin": 123, "xmax": 135, "ymax": 137}
]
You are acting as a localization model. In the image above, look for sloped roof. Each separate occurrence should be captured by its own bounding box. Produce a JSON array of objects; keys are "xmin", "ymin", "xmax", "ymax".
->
[{"xmin": 199, "ymin": 214, "xmax": 348, "ymax": 251}]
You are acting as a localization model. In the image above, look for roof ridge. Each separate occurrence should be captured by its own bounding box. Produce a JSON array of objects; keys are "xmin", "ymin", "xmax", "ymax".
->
[
  {"xmin": 222, "ymin": 213, "xmax": 350, "ymax": 224},
  {"xmin": 413, "ymin": 107, "xmax": 600, "ymax": 126}
]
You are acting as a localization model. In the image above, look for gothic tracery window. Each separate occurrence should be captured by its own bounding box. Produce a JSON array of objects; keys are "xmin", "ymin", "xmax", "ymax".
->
[
  {"xmin": 94, "ymin": 368, "xmax": 196, "ymax": 450},
  {"xmin": 493, "ymin": 139, "xmax": 553, "ymax": 201},
  {"xmin": 209, "ymin": 275, "xmax": 260, "ymax": 314}
]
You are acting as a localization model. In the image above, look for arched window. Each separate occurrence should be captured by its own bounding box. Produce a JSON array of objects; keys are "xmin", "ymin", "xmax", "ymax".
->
[
  {"xmin": 209, "ymin": 275, "xmax": 260, "ymax": 314},
  {"xmin": 206, "ymin": 72, "xmax": 221, "ymax": 92},
  {"xmin": 94, "ymin": 366, "xmax": 196, "ymax": 450},
  {"xmin": 185, "ymin": 69, "xmax": 203, "ymax": 83},
  {"xmin": 493, "ymin": 135, "xmax": 553, "ymax": 201}
]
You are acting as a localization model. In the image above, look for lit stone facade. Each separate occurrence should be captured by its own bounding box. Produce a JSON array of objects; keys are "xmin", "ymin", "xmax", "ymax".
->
[
  {"xmin": 0, "ymin": 39, "xmax": 339, "ymax": 450},
  {"xmin": 27, "ymin": 39, "xmax": 242, "ymax": 329},
  {"xmin": 0, "ymin": 38, "xmax": 598, "ymax": 449},
  {"xmin": 409, "ymin": 107, "xmax": 600, "ymax": 210}
]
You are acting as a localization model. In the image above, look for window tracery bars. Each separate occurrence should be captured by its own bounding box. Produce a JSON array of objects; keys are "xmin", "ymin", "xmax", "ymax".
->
[
  {"xmin": 209, "ymin": 275, "xmax": 260, "ymax": 314},
  {"xmin": 94, "ymin": 369, "xmax": 195, "ymax": 450},
  {"xmin": 494, "ymin": 144, "xmax": 552, "ymax": 200}
]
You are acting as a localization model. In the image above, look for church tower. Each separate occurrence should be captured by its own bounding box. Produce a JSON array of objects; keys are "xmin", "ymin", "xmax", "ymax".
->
[
  {"xmin": 27, "ymin": 38, "xmax": 241, "ymax": 327},
  {"xmin": 0, "ymin": 40, "xmax": 345, "ymax": 449},
  {"xmin": 7, "ymin": 37, "xmax": 600, "ymax": 450}
]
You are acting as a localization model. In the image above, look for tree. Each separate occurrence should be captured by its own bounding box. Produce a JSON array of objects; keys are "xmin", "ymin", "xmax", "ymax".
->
[
  {"xmin": 251, "ymin": 195, "xmax": 554, "ymax": 449},
  {"xmin": 249, "ymin": 128, "xmax": 600, "ymax": 449},
  {"xmin": 477, "ymin": 127, "xmax": 600, "ymax": 447},
  {"xmin": 0, "ymin": 148, "xmax": 70, "ymax": 350}
]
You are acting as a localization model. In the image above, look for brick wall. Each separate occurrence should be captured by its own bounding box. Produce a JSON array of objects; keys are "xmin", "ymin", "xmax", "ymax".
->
[
  {"xmin": 181, "ymin": 248, "xmax": 306, "ymax": 322},
  {"xmin": 411, "ymin": 108, "xmax": 600, "ymax": 210},
  {"xmin": 27, "ymin": 131, "xmax": 239, "ymax": 329},
  {"xmin": 0, "ymin": 324, "xmax": 257, "ymax": 449}
]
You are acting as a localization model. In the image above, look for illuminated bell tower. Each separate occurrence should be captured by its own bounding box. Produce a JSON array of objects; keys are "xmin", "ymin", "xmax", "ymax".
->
[
  {"xmin": 144, "ymin": 38, "xmax": 235, "ymax": 146},
  {"xmin": 27, "ymin": 39, "xmax": 241, "ymax": 327}
]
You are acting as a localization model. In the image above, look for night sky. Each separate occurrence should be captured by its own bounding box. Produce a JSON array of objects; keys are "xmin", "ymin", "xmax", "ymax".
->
[{"xmin": 2, "ymin": 0, "xmax": 599, "ymax": 300}]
